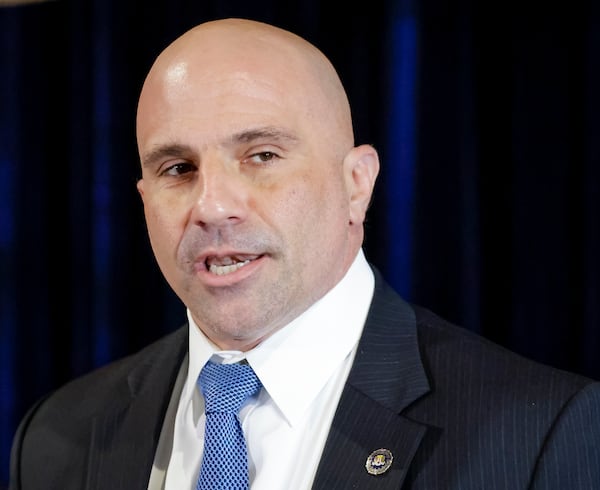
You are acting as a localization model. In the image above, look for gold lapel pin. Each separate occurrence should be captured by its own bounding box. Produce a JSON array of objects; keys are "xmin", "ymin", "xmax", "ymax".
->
[{"xmin": 365, "ymin": 448, "xmax": 393, "ymax": 475}]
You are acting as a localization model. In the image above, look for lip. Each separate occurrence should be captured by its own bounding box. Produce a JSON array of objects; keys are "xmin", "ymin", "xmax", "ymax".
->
[{"xmin": 194, "ymin": 250, "xmax": 266, "ymax": 287}]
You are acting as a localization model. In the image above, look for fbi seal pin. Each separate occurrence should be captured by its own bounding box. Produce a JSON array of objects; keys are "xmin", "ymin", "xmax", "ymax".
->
[{"xmin": 365, "ymin": 448, "xmax": 393, "ymax": 475}]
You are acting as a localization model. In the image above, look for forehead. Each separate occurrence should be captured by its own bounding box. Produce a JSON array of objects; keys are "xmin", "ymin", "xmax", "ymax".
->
[
  {"xmin": 139, "ymin": 77, "xmax": 304, "ymax": 153},
  {"xmin": 137, "ymin": 52, "xmax": 320, "ymax": 147},
  {"xmin": 136, "ymin": 23, "xmax": 353, "ymax": 156}
]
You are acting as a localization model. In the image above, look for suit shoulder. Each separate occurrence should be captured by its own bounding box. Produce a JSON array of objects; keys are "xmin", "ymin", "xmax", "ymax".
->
[
  {"xmin": 412, "ymin": 304, "xmax": 595, "ymax": 396},
  {"xmin": 24, "ymin": 325, "xmax": 188, "ymax": 423}
]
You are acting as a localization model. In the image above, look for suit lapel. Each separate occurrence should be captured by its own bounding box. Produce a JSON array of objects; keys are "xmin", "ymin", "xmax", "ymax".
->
[
  {"xmin": 313, "ymin": 269, "xmax": 430, "ymax": 489},
  {"xmin": 80, "ymin": 269, "xmax": 429, "ymax": 489},
  {"xmin": 86, "ymin": 327, "xmax": 188, "ymax": 490}
]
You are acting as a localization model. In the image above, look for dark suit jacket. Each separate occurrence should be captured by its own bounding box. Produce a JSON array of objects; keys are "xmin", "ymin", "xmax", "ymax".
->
[{"xmin": 9, "ymin": 268, "xmax": 600, "ymax": 489}]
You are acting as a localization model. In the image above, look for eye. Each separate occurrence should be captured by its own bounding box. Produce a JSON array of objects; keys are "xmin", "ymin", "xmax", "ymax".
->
[
  {"xmin": 160, "ymin": 162, "xmax": 196, "ymax": 177},
  {"xmin": 244, "ymin": 151, "xmax": 279, "ymax": 165}
]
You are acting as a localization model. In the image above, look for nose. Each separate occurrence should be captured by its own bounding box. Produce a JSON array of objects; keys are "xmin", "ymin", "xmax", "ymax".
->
[{"xmin": 191, "ymin": 157, "xmax": 248, "ymax": 227}]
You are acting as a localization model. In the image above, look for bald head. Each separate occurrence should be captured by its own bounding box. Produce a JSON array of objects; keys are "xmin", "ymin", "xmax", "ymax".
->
[
  {"xmin": 136, "ymin": 18, "xmax": 354, "ymax": 157},
  {"xmin": 135, "ymin": 18, "xmax": 380, "ymax": 350}
]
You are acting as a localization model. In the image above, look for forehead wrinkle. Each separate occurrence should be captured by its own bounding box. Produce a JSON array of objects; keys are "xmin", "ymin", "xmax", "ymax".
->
[{"xmin": 227, "ymin": 126, "xmax": 300, "ymax": 146}]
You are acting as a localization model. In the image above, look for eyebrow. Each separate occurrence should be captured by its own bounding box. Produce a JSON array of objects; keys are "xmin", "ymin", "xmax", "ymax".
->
[
  {"xmin": 140, "ymin": 143, "xmax": 194, "ymax": 169},
  {"xmin": 140, "ymin": 126, "xmax": 300, "ymax": 168}
]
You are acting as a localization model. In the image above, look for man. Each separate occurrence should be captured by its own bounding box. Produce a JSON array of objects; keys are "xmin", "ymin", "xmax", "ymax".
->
[{"xmin": 9, "ymin": 17, "xmax": 600, "ymax": 490}]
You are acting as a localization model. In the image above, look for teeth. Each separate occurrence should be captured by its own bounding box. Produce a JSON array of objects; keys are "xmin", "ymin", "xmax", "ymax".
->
[{"xmin": 209, "ymin": 259, "xmax": 251, "ymax": 276}]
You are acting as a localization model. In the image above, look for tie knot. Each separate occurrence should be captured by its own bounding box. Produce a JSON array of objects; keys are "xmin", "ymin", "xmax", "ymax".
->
[{"xmin": 198, "ymin": 361, "xmax": 262, "ymax": 414}]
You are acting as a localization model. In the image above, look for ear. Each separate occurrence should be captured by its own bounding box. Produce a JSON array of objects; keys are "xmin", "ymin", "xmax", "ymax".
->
[
  {"xmin": 343, "ymin": 144, "xmax": 380, "ymax": 225},
  {"xmin": 136, "ymin": 178, "xmax": 145, "ymax": 199}
]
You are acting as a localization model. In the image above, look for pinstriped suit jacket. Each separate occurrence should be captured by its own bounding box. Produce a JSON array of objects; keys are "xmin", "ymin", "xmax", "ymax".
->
[{"xmin": 9, "ymin": 267, "xmax": 600, "ymax": 489}]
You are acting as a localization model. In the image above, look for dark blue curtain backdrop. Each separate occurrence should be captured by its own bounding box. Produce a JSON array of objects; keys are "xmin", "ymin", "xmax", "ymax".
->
[{"xmin": 1, "ymin": 0, "xmax": 599, "ymax": 486}]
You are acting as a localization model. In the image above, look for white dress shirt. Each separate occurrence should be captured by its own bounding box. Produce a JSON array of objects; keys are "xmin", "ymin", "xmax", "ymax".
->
[{"xmin": 149, "ymin": 249, "xmax": 375, "ymax": 489}]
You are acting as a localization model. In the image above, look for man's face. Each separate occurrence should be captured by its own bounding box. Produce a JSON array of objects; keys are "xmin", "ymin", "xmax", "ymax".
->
[{"xmin": 136, "ymin": 35, "xmax": 367, "ymax": 351}]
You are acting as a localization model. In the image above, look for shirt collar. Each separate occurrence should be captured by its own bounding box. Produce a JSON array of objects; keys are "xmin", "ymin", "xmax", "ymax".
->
[{"xmin": 184, "ymin": 249, "xmax": 375, "ymax": 426}]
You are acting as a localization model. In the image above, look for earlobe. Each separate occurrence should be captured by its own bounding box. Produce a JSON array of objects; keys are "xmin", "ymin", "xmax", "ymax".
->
[{"xmin": 344, "ymin": 144, "xmax": 380, "ymax": 225}]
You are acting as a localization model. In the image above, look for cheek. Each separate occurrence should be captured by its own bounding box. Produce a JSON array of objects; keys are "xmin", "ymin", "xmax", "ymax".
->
[
  {"xmin": 279, "ymin": 175, "xmax": 323, "ymax": 217},
  {"xmin": 275, "ymin": 175, "xmax": 348, "ymax": 246},
  {"xmin": 143, "ymin": 202, "xmax": 184, "ymax": 259}
]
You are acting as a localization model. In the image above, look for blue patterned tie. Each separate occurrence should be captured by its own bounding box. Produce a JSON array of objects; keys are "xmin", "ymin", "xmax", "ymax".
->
[{"xmin": 196, "ymin": 361, "xmax": 262, "ymax": 490}]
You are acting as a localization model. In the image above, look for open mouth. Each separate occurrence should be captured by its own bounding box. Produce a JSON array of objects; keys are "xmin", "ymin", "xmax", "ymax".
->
[{"xmin": 205, "ymin": 255, "xmax": 259, "ymax": 276}]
